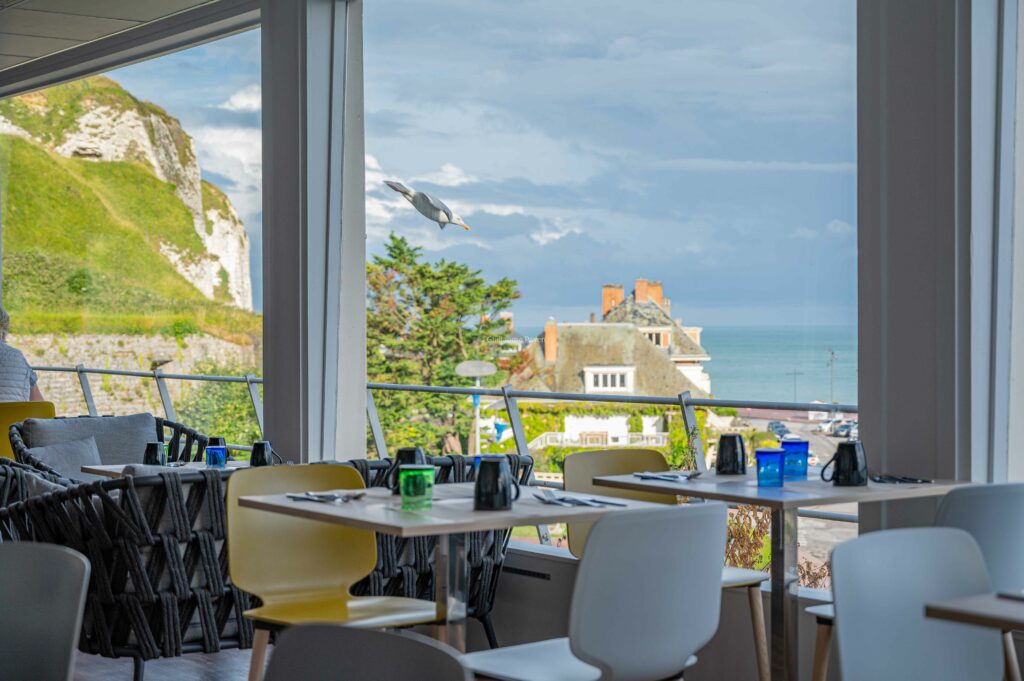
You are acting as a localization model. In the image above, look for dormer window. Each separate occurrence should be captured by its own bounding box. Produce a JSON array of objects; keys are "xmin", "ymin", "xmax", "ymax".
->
[
  {"xmin": 639, "ymin": 326, "xmax": 671, "ymax": 348},
  {"xmin": 584, "ymin": 365, "xmax": 635, "ymax": 394}
]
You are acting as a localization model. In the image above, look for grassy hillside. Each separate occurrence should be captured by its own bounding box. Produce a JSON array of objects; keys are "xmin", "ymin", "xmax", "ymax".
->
[{"xmin": 0, "ymin": 135, "xmax": 260, "ymax": 342}]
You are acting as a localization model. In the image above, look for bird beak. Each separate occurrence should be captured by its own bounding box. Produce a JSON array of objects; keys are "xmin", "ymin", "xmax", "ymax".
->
[{"xmin": 458, "ymin": 222, "xmax": 471, "ymax": 231}]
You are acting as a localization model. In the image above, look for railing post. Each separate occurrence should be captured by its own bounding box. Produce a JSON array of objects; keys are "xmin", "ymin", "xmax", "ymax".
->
[
  {"xmin": 678, "ymin": 391, "xmax": 707, "ymax": 472},
  {"xmin": 501, "ymin": 385, "xmax": 529, "ymax": 457},
  {"xmin": 76, "ymin": 364, "xmax": 97, "ymax": 416},
  {"xmin": 245, "ymin": 373, "xmax": 265, "ymax": 435},
  {"xmin": 366, "ymin": 388, "xmax": 388, "ymax": 459},
  {"xmin": 153, "ymin": 370, "xmax": 176, "ymax": 422},
  {"xmin": 503, "ymin": 385, "xmax": 550, "ymax": 544}
]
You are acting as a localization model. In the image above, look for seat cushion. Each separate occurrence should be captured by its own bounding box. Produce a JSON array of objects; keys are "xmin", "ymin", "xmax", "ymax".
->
[
  {"xmin": 463, "ymin": 638, "xmax": 601, "ymax": 681},
  {"xmin": 722, "ymin": 566, "xmax": 769, "ymax": 588},
  {"xmin": 22, "ymin": 413, "xmax": 157, "ymax": 466},
  {"xmin": 246, "ymin": 594, "xmax": 438, "ymax": 629},
  {"xmin": 25, "ymin": 436, "xmax": 103, "ymax": 482}
]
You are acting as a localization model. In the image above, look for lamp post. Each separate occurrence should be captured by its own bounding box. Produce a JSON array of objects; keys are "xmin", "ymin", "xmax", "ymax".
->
[
  {"xmin": 455, "ymin": 360, "xmax": 497, "ymax": 456},
  {"xmin": 785, "ymin": 369, "xmax": 804, "ymax": 403}
]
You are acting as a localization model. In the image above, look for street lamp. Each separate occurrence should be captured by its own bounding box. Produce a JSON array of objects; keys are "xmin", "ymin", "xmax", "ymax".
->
[{"xmin": 456, "ymin": 360, "xmax": 497, "ymax": 456}]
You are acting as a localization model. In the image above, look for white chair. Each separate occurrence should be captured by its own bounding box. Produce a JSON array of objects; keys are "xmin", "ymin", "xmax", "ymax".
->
[
  {"xmin": 564, "ymin": 449, "xmax": 771, "ymax": 681},
  {"xmin": 811, "ymin": 483, "xmax": 1024, "ymax": 681},
  {"xmin": 0, "ymin": 543, "xmax": 91, "ymax": 681},
  {"xmin": 936, "ymin": 483, "xmax": 1024, "ymax": 681},
  {"xmin": 462, "ymin": 502, "xmax": 727, "ymax": 681},
  {"xmin": 264, "ymin": 625, "xmax": 470, "ymax": 681},
  {"xmin": 831, "ymin": 527, "xmax": 1002, "ymax": 681}
]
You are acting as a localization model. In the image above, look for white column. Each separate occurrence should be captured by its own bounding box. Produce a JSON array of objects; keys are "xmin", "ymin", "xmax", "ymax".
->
[
  {"xmin": 261, "ymin": 0, "xmax": 366, "ymax": 462},
  {"xmin": 859, "ymin": 0, "xmax": 1019, "ymax": 527}
]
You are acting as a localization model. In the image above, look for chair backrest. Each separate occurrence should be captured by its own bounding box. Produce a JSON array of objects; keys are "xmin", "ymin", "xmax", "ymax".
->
[
  {"xmin": 264, "ymin": 624, "xmax": 470, "ymax": 681},
  {"xmin": 569, "ymin": 502, "xmax": 726, "ymax": 680},
  {"xmin": 936, "ymin": 483, "xmax": 1024, "ymax": 591},
  {"xmin": 831, "ymin": 527, "xmax": 1002, "ymax": 681},
  {"xmin": 0, "ymin": 542, "xmax": 90, "ymax": 681},
  {"xmin": 226, "ymin": 464, "xmax": 376, "ymax": 603},
  {"xmin": 563, "ymin": 449, "xmax": 674, "ymax": 558},
  {"xmin": 0, "ymin": 401, "xmax": 55, "ymax": 459}
]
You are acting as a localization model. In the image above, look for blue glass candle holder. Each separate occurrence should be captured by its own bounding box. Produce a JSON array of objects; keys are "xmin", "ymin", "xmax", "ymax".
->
[
  {"xmin": 755, "ymin": 449, "xmax": 785, "ymax": 487},
  {"xmin": 781, "ymin": 440, "xmax": 810, "ymax": 479},
  {"xmin": 205, "ymin": 445, "xmax": 227, "ymax": 469}
]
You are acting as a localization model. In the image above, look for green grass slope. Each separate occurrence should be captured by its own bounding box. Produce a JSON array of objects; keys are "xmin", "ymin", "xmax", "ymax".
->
[{"xmin": 0, "ymin": 135, "xmax": 260, "ymax": 342}]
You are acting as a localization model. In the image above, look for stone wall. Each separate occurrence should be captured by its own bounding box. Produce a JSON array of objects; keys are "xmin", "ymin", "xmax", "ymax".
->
[{"xmin": 10, "ymin": 333, "xmax": 258, "ymax": 417}]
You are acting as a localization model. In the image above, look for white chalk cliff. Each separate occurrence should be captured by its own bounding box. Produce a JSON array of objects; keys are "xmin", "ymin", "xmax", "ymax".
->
[{"xmin": 1, "ymin": 78, "xmax": 253, "ymax": 310}]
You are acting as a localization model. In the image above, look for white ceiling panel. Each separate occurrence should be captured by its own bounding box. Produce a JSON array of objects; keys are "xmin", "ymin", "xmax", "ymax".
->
[
  {"xmin": 0, "ymin": 9, "xmax": 138, "ymax": 41},
  {"xmin": 15, "ymin": 0, "xmax": 212, "ymax": 23},
  {"xmin": 0, "ymin": 53, "xmax": 30, "ymax": 68},
  {"xmin": 0, "ymin": 31, "xmax": 78, "ymax": 57}
]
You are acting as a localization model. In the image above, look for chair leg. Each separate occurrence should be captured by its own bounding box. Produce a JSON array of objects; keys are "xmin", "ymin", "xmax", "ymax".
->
[
  {"xmin": 811, "ymin": 619, "xmax": 833, "ymax": 681},
  {"xmin": 746, "ymin": 585, "xmax": 770, "ymax": 681},
  {"xmin": 481, "ymin": 614, "xmax": 500, "ymax": 649},
  {"xmin": 1003, "ymin": 630, "xmax": 1022, "ymax": 681},
  {"xmin": 249, "ymin": 629, "xmax": 271, "ymax": 681},
  {"xmin": 132, "ymin": 655, "xmax": 145, "ymax": 681}
]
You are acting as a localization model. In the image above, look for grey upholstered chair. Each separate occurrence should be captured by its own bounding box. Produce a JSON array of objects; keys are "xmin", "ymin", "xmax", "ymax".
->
[
  {"xmin": 0, "ymin": 543, "xmax": 90, "ymax": 681},
  {"xmin": 831, "ymin": 527, "xmax": 1002, "ymax": 681},
  {"xmin": 463, "ymin": 502, "xmax": 727, "ymax": 681},
  {"xmin": 263, "ymin": 625, "xmax": 470, "ymax": 681}
]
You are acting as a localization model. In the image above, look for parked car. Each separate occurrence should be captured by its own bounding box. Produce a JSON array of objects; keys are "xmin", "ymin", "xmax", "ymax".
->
[
  {"xmin": 767, "ymin": 420, "xmax": 784, "ymax": 432},
  {"xmin": 834, "ymin": 422, "xmax": 856, "ymax": 439},
  {"xmin": 849, "ymin": 424, "xmax": 860, "ymax": 439},
  {"xmin": 817, "ymin": 417, "xmax": 843, "ymax": 434}
]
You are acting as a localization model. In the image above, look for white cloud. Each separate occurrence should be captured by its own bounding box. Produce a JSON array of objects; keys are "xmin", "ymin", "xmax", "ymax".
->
[
  {"xmin": 653, "ymin": 158, "xmax": 855, "ymax": 173},
  {"xmin": 825, "ymin": 218, "xmax": 855, "ymax": 237},
  {"xmin": 413, "ymin": 163, "xmax": 478, "ymax": 187},
  {"xmin": 790, "ymin": 227, "xmax": 818, "ymax": 239},
  {"xmin": 218, "ymin": 84, "xmax": 261, "ymax": 112},
  {"xmin": 529, "ymin": 220, "xmax": 582, "ymax": 246},
  {"xmin": 447, "ymin": 200, "xmax": 525, "ymax": 217},
  {"xmin": 193, "ymin": 126, "xmax": 262, "ymax": 219}
]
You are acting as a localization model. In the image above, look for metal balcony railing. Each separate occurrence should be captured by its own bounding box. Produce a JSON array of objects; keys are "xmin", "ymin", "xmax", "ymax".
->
[{"xmin": 31, "ymin": 365, "xmax": 859, "ymax": 525}]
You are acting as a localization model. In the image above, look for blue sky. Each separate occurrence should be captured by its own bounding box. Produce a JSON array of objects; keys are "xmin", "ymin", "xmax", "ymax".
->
[{"xmin": 111, "ymin": 0, "xmax": 856, "ymax": 330}]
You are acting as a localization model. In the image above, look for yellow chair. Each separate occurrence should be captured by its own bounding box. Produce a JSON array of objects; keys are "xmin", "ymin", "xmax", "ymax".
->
[
  {"xmin": 226, "ymin": 464, "xmax": 438, "ymax": 681},
  {"xmin": 0, "ymin": 401, "xmax": 55, "ymax": 459},
  {"xmin": 564, "ymin": 449, "xmax": 772, "ymax": 681}
]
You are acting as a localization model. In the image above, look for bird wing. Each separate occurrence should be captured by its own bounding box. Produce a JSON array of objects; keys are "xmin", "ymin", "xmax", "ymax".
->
[{"xmin": 425, "ymin": 194, "xmax": 454, "ymax": 223}]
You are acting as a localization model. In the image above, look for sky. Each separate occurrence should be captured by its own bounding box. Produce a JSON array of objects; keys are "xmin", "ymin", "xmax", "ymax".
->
[{"xmin": 111, "ymin": 0, "xmax": 857, "ymax": 330}]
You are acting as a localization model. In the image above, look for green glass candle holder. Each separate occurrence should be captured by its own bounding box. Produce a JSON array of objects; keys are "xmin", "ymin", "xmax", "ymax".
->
[{"xmin": 399, "ymin": 465, "xmax": 435, "ymax": 511}]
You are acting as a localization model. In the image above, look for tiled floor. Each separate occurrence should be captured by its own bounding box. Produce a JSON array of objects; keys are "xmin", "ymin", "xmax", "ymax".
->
[{"xmin": 74, "ymin": 649, "xmax": 250, "ymax": 681}]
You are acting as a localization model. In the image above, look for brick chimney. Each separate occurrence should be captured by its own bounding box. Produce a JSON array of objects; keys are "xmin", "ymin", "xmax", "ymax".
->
[
  {"xmin": 634, "ymin": 279, "xmax": 650, "ymax": 304},
  {"xmin": 601, "ymin": 284, "xmax": 624, "ymax": 317},
  {"xmin": 663, "ymin": 296, "xmax": 671, "ymax": 314},
  {"xmin": 634, "ymin": 279, "xmax": 664, "ymax": 307},
  {"xmin": 589, "ymin": 312, "xmax": 595, "ymax": 323},
  {"xmin": 499, "ymin": 311, "xmax": 514, "ymax": 331},
  {"xmin": 544, "ymin": 318, "xmax": 558, "ymax": 363}
]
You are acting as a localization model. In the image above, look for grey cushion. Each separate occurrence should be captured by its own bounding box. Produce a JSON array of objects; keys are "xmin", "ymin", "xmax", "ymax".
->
[
  {"xmin": 20, "ymin": 470, "xmax": 69, "ymax": 497},
  {"xmin": 122, "ymin": 464, "xmax": 174, "ymax": 478},
  {"xmin": 22, "ymin": 413, "xmax": 157, "ymax": 466},
  {"xmin": 25, "ymin": 436, "xmax": 103, "ymax": 482}
]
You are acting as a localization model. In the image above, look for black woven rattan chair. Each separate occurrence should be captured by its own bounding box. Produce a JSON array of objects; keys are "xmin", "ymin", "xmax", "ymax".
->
[
  {"xmin": 0, "ymin": 470, "xmax": 253, "ymax": 681},
  {"xmin": 11, "ymin": 415, "xmax": 209, "ymax": 480},
  {"xmin": 343, "ymin": 453, "xmax": 533, "ymax": 648},
  {"xmin": 0, "ymin": 457, "xmax": 68, "ymax": 505}
]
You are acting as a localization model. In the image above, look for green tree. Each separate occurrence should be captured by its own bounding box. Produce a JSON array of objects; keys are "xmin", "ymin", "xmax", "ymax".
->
[{"xmin": 367, "ymin": 233, "xmax": 519, "ymax": 454}]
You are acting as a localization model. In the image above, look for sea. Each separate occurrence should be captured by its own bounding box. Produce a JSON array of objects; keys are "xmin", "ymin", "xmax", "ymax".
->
[{"xmin": 700, "ymin": 325, "xmax": 857, "ymax": 405}]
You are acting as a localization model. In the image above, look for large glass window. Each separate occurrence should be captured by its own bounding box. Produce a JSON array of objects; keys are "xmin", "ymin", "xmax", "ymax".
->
[{"xmin": 0, "ymin": 30, "xmax": 263, "ymax": 447}]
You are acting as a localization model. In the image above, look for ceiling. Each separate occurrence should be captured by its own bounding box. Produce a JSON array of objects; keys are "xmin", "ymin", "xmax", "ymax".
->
[{"xmin": 0, "ymin": 0, "xmax": 215, "ymax": 73}]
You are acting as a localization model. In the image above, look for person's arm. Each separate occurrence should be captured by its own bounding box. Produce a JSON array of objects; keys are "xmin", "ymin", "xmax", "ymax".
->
[{"xmin": 28, "ymin": 368, "xmax": 43, "ymax": 401}]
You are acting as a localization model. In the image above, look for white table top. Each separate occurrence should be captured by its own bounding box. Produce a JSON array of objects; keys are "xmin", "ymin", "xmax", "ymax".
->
[
  {"xmin": 593, "ymin": 472, "xmax": 968, "ymax": 509},
  {"xmin": 82, "ymin": 460, "xmax": 249, "ymax": 479},
  {"xmin": 238, "ymin": 483, "xmax": 660, "ymax": 538},
  {"xmin": 925, "ymin": 593, "xmax": 1024, "ymax": 631}
]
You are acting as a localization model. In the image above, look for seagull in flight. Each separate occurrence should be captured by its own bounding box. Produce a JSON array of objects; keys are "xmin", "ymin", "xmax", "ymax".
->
[{"xmin": 385, "ymin": 180, "xmax": 471, "ymax": 231}]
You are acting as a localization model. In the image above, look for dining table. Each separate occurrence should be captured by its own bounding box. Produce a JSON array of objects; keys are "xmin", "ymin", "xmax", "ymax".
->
[
  {"xmin": 593, "ymin": 470, "xmax": 969, "ymax": 681},
  {"xmin": 238, "ymin": 481, "xmax": 659, "ymax": 651},
  {"xmin": 81, "ymin": 460, "xmax": 249, "ymax": 479}
]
